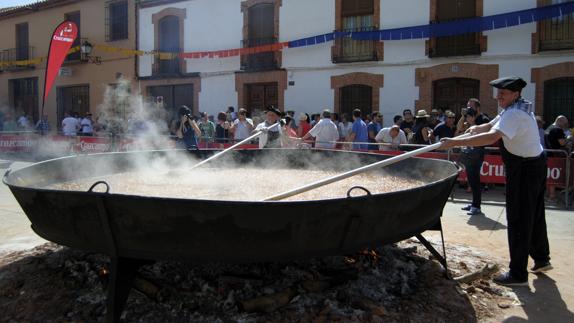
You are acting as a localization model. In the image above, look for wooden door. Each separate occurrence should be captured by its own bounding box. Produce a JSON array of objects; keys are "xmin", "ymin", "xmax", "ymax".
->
[
  {"xmin": 246, "ymin": 83, "xmax": 278, "ymax": 114},
  {"xmin": 433, "ymin": 78, "xmax": 479, "ymax": 116},
  {"xmin": 15, "ymin": 23, "xmax": 29, "ymax": 60}
]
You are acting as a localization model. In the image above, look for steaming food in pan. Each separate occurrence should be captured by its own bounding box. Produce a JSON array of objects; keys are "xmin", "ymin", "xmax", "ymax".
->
[{"xmin": 47, "ymin": 168, "xmax": 426, "ymax": 201}]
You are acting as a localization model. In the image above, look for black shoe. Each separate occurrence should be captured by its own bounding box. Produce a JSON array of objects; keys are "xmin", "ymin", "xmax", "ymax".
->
[
  {"xmin": 467, "ymin": 207, "xmax": 481, "ymax": 216},
  {"xmin": 461, "ymin": 204, "xmax": 472, "ymax": 211},
  {"xmin": 493, "ymin": 272, "xmax": 528, "ymax": 286},
  {"xmin": 530, "ymin": 262, "xmax": 553, "ymax": 273}
]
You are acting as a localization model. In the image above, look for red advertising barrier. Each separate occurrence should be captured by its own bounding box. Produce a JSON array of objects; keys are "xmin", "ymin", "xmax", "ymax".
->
[
  {"xmin": 454, "ymin": 154, "xmax": 567, "ymax": 186},
  {"xmin": 0, "ymin": 135, "xmax": 36, "ymax": 153},
  {"xmin": 74, "ymin": 136, "xmax": 112, "ymax": 153}
]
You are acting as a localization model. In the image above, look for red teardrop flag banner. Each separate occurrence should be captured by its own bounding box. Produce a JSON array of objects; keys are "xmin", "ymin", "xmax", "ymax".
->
[{"xmin": 42, "ymin": 21, "xmax": 78, "ymax": 110}]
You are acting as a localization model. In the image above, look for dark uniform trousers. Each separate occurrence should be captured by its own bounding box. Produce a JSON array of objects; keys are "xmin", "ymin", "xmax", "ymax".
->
[{"xmin": 502, "ymin": 146, "xmax": 550, "ymax": 280}]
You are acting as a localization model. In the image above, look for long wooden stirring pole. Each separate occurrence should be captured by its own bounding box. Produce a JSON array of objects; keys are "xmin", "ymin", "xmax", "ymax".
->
[
  {"xmin": 188, "ymin": 122, "xmax": 280, "ymax": 171},
  {"xmin": 263, "ymin": 140, "xmax": 450, "ymax": 201}
]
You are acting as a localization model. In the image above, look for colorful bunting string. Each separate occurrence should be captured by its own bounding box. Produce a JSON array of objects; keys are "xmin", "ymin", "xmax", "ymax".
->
[{"xmin": 0, "ymin": 1, "xmax": 571, "ymax": 67}]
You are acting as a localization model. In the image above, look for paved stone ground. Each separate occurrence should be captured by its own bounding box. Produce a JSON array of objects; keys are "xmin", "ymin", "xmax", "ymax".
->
[{"xmin": 1, "ymin": 160, "xmax": 573, "ymax": 321}]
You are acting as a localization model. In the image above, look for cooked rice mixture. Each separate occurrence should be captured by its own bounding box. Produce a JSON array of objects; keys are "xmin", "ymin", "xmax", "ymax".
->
[{"xmin": 47, "ymin": 168, "xmax": 426, "ymax": 201}]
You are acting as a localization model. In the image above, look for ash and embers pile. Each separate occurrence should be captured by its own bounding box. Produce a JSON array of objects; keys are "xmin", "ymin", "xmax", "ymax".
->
[{"xmin": 0, "ymin": 240, "xmax": 519, "ymax": 322}]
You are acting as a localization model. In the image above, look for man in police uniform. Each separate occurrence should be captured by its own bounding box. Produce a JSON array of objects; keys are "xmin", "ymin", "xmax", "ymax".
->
[{"xmin": 441, "ymin": 76, "xmax": 551, "ymax": 286}]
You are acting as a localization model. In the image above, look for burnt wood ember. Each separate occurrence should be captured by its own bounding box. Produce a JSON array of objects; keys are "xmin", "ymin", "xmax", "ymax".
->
[{"xmin": 0, "ymin": 241, "xmax": 517, "ymax": 322}]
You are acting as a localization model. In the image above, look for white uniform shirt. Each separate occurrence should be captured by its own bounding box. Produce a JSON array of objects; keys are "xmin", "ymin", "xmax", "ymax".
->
[
  {"xmin": 233, "ymin": 118, "xmax": 253, "ymax": 141},
  {"xmin": 62, "ymin": 117, "xmax": 80, "ymax": 136},
  {"xmin": 491, "ymin": 109, "xmax": 543, "ymax": 158},
  {"xmin": 308, "ymin": 118, "xmax": 340, "ymax": 149},
  {"xmin": 255, "ymin": 121, "xmax": 282, "ymax": 148},
  {"xmin": 375, "ymin": 127, "xmax": 408, "ymax": 151}
]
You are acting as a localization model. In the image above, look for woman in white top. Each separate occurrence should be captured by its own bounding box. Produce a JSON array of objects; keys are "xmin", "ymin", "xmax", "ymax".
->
[{"xmin": 441, "ymin": 76, "xmax": 550, "ymax": 287}]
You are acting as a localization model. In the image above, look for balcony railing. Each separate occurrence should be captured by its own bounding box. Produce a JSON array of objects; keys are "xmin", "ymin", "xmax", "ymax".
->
[
  {"xmin": 153, "ymin": 49, "xmax": 183, "ymax": 76},
  {"xmin": 540, "ymin": 15, "xmax": 574, "ymax": 51},
  {"xmin": 0, "ymin": 46, "xmax": 36, "ymax": 70},
  {"xmin": 241, "ymin": 37, "xmax": 278, "ymax": 71},
  {"xmin": 430, "ymin": 34, "xmax": 481, "ymax": 58},
  {"xmin": 332, "ymin": 26, "xmax": 378, "ymax": 63}
]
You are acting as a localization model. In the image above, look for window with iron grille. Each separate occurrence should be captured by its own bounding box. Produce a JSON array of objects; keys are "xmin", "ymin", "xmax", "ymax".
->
[
  {"xmin": 57, "ymin": 85, "xmax": 89, "ymax": 124},
  {"xmin": 430, "ymin": 0, "xmax": 480, "ymax": 58},
  {"xmin": 106, "ymin": 0, "xmax": 128, "ymax": 41},
  {"xmin": 340, "ymin": 85, "xmax": 372, "ymax": 116},
  {"xmin": 539, "ymin": 0, "xmax": 574, "ymax": 51},
  {"xmin": 9, "ymin": 77, "xmax": 39, "ymax": 123},
  {"xmin": 334, "ymin": 0, "xmax": 377, "ymax": 63}
]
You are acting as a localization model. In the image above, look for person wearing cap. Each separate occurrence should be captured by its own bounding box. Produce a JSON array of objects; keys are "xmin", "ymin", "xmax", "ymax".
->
[
  {"xmin": 412, "ymin": 110, "xmax": 434, "ymax": 145},
  {"xmin": 433, "ymin": 110, "xmax": 456, "ymax": 141},
  {"xmin": 375, "ymin": 124, "xmax": 407, "ymax": 151},
  {"xmin": 254, "ymin": 106, "xmax": 283, "ymax": 148},
  {"xmin": 175, "ymin": 106, "xmax": 201, "ymax": 150},
  {"xmin": 301, "ymin": 109, "xmax": 339, "ymax": 149},
  {"xmin": 441, "ymin": 76, "xmax": 551, "ymax": 286}
]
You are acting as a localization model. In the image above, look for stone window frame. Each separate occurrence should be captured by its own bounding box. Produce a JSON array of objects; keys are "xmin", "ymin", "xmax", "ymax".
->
[
  {"xmin": 531, "ymin": 62, "xmax": 574, "ymax": 116},
  {"xmin": 240, "ymin": 0, "xmax": 283, "ymax": 68},
  {"xmin": 426, "ymin": 0, "xmax": 487, "ymax": 56},
  {"xmin": 331, "ymin": 72, "xmax": 384, "ymax": 114},
  {"xmin": 333, "ymin": 0, "xmax": 384, "ymax": 62},
  {"xmin": 414, "ymin": 63, "xmax": 498, "ymax": 116},
  {"xmin": 235, "ymin": 70, "xmax": 288, "ymax": 112},
  {"xmin": 151, "ymin": 7, "xmax": 186, "ymax": 76}
]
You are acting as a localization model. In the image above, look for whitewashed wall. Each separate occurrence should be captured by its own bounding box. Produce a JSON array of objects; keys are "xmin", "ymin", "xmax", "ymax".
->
[
  {"xmin": 138, "ymin": 0, "xmax": 574, "ymax": 124},
  {"xmin": 138, "ymin": 0, "xmax": 241, "ymax": 77}
]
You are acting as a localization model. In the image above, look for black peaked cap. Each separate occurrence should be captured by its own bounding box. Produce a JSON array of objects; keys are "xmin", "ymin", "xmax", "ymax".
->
[{"xmin": 489, "ymin": 76, "xmax": 527, "ymax": 92}]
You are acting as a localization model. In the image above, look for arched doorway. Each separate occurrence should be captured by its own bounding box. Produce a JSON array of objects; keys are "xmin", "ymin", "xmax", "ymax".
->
[
  {"xmin": 433, "ymin": 78, "xmax": 479, "ymax": 116},
  {"xmin": 544, "ymin": 77, "xmax": 574, "ymax": 126},
  {"xmin": 340, "ymin": 85, "xmax": 372, "ymax": 117}
]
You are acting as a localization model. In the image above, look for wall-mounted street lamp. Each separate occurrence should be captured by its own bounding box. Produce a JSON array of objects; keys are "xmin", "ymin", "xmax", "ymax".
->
[{"xmin": 81, "ymin": 40, "xmax": 102, "ymax": 65}]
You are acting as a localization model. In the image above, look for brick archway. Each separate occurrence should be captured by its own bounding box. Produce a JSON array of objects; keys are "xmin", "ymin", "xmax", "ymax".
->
[
  {"xmin": 415, "ymin": 63, "xmax": 498, "ymax": 116},
  {"xmin": 331, "ymin": 72, "xmax": 384, "ymax": 114},
  {"xmin": 531, "ymin": 62, "xmax": 574, "ymax": 115}
]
